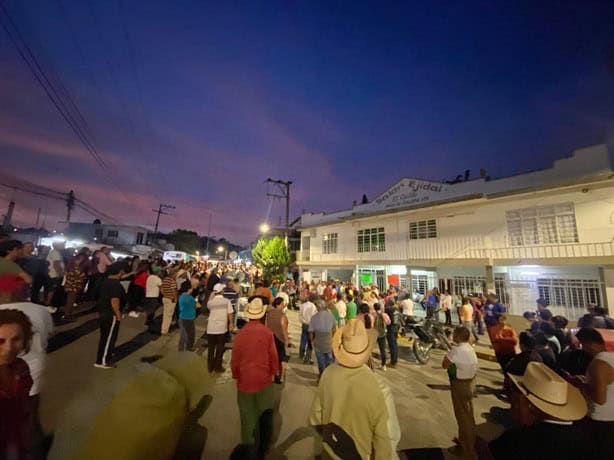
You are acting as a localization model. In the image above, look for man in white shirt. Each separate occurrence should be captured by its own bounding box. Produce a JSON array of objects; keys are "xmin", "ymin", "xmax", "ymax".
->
[
  {"xmin": 144, "ymin": 267, "xmax": 162, "ymax": 331},
  {"xmin": 0, "ymin": 294, "xmax": 54, "ymax": 456},
  {"xmin": 401, "ymin": 295, "xmax": 414, "ymax": 318},
  {"xmin": 206, "ymin": 283, "xmax": 233, "ymax": 373},
  {"xmin": 442, "ymin": 326, "xmax": 478, "ymax": 458},
  {"xmin": 335, "ymin": 297, "xmax": 347, "ymax": 326},
  {"xmin": 45, "ymin": 240, "xmax": 65, "ymax": 310},
  {"xmin": 299, "ymin": 293, "xmax": 318, "ymax": 364}
]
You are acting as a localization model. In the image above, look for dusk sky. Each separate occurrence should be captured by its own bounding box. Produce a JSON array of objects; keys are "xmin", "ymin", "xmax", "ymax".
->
[{"xmin": 1, "ymin": 1, "xmax": 613, "ymax": 245}]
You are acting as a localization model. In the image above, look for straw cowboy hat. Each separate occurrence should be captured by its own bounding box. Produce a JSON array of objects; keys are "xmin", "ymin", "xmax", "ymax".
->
[
  {"xmin": 509, "ymin": 361, "xmax": 587, "ymax": 421},
  {"xmin": 275, "ymin": 292, "xmax": 289, "ymax": 305},
  {"xmin": 244, "ymin": 297, "xmax": 267, "ymax": 320},
  {"xmin": 332, "ymin": 319, "xmax": 376, "ymax": 368}
]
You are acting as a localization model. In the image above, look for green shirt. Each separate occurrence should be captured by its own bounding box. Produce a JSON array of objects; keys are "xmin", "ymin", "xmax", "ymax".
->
[
  {"xmin": 0, "ymin": 257, "xmax": 22, "ymax": 276},
  {"xmin": 345, "ymin": 301, "xmax": 357, "ymax": 320}
]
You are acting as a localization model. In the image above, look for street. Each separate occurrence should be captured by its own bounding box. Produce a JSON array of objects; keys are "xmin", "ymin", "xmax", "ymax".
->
[{"xmin": 39, "ymin": 305, "xmax": 509, "ymax": 459}]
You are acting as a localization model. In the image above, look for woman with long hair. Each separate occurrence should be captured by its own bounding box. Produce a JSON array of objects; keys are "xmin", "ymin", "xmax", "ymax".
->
[
  {"xmin": 0, "ymin": 309, "xmax": 34, "ymax": 460},
  {"xmin": 266, "ymin": 296, "xmax": 289, "ymax": 383}
]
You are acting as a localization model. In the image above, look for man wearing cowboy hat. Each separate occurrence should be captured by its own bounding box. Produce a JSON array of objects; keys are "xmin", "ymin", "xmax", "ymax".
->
[
  {"xmin": 206, "ymin": 283, "xmax": 234, "ymax": 373},
  {"xmin": 231, "ymin": 297, "xmax": 279, "ymax": 457},
  {"xmin": 310, "ymin": 319, "xmax": 400, "ymax": 459},
  {"xmin": 484, "ymin": 361, "xmax": 591, "ymax": 460}
]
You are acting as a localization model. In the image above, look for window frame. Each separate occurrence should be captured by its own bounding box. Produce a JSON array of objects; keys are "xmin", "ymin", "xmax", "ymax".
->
[
  {"xmin": 357, "ymin": 227, "xmax": 386, "ymax": 253},
  {"xmin": 322, "ymin": 233, "xmax": 338, "ymax": 254},
  {"xmin": 409, "ymin": 219, "xmax": 438, "ymax": 240},
  {"xmin": 506, "ymin": 203, "xmax": 578, "ymax": 246}
]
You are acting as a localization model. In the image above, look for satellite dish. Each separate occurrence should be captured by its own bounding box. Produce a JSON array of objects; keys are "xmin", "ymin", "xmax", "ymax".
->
[{"xmin": 229, "ymin": 251, "xmax": 238, "ymax": 260}]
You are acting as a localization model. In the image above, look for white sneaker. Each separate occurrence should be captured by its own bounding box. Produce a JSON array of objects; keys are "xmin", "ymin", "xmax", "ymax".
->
[
  {"xmin": 128, "ymin": 311, "xmax": 140, "ymax": 318},
  {"xmin": 45, "ymin": 306, "xmax": 58, "ymax": 314},
  {"xmin": 93, "ymin": 363, "xmax": 116, "ymax": 369},
  {"xmin": 379, "ymin": 365, "xmax": 387, "ymax": 371}
]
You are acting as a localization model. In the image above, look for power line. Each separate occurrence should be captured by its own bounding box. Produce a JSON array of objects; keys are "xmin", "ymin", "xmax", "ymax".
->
[{"xmin": 0, "ymin": 4, "xmax": 109, "ymax": 173}]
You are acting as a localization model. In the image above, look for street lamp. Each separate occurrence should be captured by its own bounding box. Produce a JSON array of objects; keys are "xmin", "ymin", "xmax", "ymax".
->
[
  {"xmin": 217, "ymin": 245, "xmax": 227, "ymax": 260},
  {"xmin": 259, "ymin": 223, "xmax": 270, "ymax": 234}
]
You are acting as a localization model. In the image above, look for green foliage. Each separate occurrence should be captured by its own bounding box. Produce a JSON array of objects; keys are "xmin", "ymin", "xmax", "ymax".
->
[
  {"xmin": 167, "ymin": 229, "xmax": 201, "ymax": 254},
  {"xmin": 252, "ymin": 236, "xmax": 290, "ymax": 280}
]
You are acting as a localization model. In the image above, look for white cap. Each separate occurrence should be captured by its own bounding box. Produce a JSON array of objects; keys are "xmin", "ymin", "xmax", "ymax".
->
[{"xmin": 213, "ymin": 283, "xmax": 226, "ymax": 293}]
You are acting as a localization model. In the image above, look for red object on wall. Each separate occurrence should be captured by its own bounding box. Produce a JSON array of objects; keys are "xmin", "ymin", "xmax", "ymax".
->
[{"xmin": 387, "ymin": 275, "xmax": 400, "ymax": 286}]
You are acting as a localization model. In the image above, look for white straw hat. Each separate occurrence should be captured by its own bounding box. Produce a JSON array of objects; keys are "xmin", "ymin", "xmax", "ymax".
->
[{"xmin": 509, "ymin": 361, "xmax": 587, "ymax": 421}]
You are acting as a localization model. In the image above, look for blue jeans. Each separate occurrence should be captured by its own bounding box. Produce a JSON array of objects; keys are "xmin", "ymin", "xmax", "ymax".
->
[
  {"xmin": 299, "ymin": 323, "xmax": 312, "ymax": 361},
  {"xmin": 386, "ymin": 325, "xmax": 399, "ymax": 365},
  {"xmin": 315, "ymin": 350, "xmax": 334, "ymax": 375}
]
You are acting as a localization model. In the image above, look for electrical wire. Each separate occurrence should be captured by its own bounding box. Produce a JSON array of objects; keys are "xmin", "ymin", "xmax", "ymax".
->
[{"xmin": 0, "ymin": 4, "xmax": 109, "ymax": 173}]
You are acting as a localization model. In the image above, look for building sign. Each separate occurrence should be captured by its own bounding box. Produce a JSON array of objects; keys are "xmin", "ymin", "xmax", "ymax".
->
[{"xmin": 364, "ymin": 179, "xmax": 450, "ymax": 212}]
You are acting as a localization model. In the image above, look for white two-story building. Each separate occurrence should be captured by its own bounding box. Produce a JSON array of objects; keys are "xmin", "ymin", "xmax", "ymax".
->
[{"xmin": 297, "ymin": 145, "xmax": 614, "ymax": 319}]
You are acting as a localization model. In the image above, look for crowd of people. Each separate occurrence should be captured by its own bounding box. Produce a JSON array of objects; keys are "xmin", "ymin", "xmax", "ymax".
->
[{"xmin": 1, "ymin": 233, "xmax": 613, "ymax": 459}]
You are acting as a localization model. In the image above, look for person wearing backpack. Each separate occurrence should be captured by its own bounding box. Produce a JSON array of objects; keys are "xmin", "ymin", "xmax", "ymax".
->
[
  {"xmin": 384, "ymin": 299, "xmax": 400, "ymax": 368},
  {"xmin": 373, "ymin": 303, "xmax": 391, "ymax": 371}
]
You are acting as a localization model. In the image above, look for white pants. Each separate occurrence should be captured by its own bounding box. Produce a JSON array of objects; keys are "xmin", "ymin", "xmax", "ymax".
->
[{"xmin": 161, "ymin": 298, "xmax": 177, "ymax": 334}]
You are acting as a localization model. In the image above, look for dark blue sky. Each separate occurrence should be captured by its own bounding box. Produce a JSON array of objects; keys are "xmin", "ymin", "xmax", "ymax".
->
[{"xmin": 1, "ymin": 0, "xmax": 613, "ymax": 244}]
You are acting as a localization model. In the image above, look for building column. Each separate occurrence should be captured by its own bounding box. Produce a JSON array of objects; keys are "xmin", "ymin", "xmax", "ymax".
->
[
  {"xmin": 485, "ymin": 265, "xmax": 496, "ymax": 295},
  {"xmin": 406, "ymin": 266, "xmax": 413, "ymax": 291},
  {"xmin": 599, "ymin": 266, "xmax": 614, "ymax": 313}
]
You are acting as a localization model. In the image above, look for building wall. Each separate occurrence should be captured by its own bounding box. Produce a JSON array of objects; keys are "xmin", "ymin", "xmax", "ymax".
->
[{"xmin": 300, "ymin": 182, "xmax": 614, "ymax": 266}]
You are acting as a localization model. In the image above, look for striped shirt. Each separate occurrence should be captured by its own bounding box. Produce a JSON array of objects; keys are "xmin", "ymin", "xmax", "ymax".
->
[{"xmin": 161, "ymin": 276, "xmax": 178, "ymax": 301}]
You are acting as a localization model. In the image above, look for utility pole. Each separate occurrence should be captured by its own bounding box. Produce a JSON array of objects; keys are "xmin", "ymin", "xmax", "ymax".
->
[
  {"xmin": 152, "ymin": 203, "xmax": 176, "ymax": 242},
  {"xmin": 205, "ymin": 213, "xmax": 212, "ymax": 256},
  {"xmin": 2, "ymin": 200, "xmax": 15, "ymax": 231},
  {"xmin": 265, "ymin": 178, "xmax": 293, "ymax": 237},
  {"xmin": 66, "ymin": 190, "xmax": 75, "ymax": 224}
]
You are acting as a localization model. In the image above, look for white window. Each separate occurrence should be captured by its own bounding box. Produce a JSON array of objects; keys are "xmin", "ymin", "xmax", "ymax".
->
[
  {"xmin": 450, "ymin": 275, "xmax": 509, "ymax": 305},
  {"xmin": 409, "ymin": 219, "xmax": 437, "ymax": 240},
  {"xmin": 411, "ymin": 274, "xmax": 429, "ymax": 295},
  {"xmin": 506, "ymin": 203, "xmax": 578, "ymax": 246},
  {"xmin": 322, "ymin": 233, "xmax": 338, "ymax": 254},
  {"xmin": 537, "ymin": 278, "xmax": 601, "ymax": 318},
  {"xmin": 357, "ymin": 227, "xmax": 385, "ymax": 253}
]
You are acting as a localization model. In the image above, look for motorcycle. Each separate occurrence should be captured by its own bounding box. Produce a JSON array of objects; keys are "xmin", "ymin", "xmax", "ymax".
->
[{"xmin": 401, "ymin": 313, "xmax": 453, "ymax": 364}]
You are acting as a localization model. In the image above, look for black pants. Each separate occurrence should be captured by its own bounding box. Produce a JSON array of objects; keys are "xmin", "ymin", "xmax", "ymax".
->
[
  {"xmin": 386, "ymin": 325, "xmax": 399, "ymax": 365},
  {"xmin": 144, "ymin": 297, "xmax": 159, "ymax": 327},
  {"xmin": 377, "ymin": 336, "xmax": 387, "ymax": 366},
  {"xmin": 207, "ymin": 333, "xmax": 226, "ymax": 372},
  {"xmin": 444, "ymin": 309, "xmax": 452, "ymax": 325},
  {"xmin": 96, "ymin": 314, "xmax": 120, "ymax": 365}
]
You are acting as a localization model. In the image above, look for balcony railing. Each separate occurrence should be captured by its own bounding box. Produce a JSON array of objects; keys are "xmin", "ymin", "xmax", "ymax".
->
[{"xmin": 296, "ymin": 238, "xmax": 614, "ymax": 264}]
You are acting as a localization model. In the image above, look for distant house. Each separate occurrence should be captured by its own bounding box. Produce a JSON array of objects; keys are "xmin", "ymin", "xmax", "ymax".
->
[{"xmin": 66, "ymin": 222, "xmax": 150, "ymax": 248}]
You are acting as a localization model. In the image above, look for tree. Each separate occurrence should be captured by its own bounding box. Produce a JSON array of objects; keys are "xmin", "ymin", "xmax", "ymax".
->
[
  {"xmin": 252, "ymin": 236, "xmax": 290, "ymax": 281},
  {"xmin": 167, "ymin": 229, "xmax": 201, "ymax": 253}
]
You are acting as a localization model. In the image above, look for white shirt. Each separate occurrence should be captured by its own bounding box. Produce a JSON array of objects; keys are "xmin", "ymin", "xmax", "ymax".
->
[
  {"xmin": 441, "ymin": 294, "xmax": 452, "ymax": 310},
  {"xmin": 47, "ymin": 249, "xmax": 63, "ymax": 278},
  {"xmin": 145, "ymin": 274, "xmax": 162, "ymax": 298},
  {"xmin": 300, "ymin": 301, "xmax": 318, "ymax": 325},
  {"xmin": 446, "ymin": 342, "xmax": 478, "ymax": 380},
  {"xmin": 335, "ymin": 300, "xmax": 347, "ymax": 319},
  {"xmin": 401, "ymin": 298, "xmax": 414, "ymax": 316},
  {"xmin": 0, "ymin": 302, "xmax": 54, "ymax": 395},
  {"xmin": 206, "ymin": 294, "xmax": 233, "ymax": 334}
]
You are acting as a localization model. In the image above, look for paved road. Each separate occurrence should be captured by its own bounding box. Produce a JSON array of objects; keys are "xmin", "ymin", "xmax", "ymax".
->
[{"xmin": 40, "ymin": 305, "xmax": 509, "ymax": 459}]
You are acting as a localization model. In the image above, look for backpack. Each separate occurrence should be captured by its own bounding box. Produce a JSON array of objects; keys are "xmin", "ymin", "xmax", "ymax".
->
[{"xmin": 375, "ymin": 313, "xmax": 386, "ymax": 338}]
